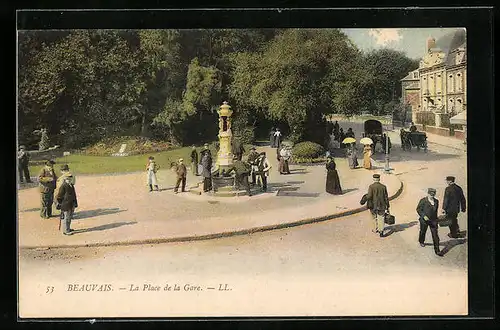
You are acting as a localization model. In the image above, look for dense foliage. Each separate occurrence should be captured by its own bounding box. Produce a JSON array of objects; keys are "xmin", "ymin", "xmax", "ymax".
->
[
  {"xmin": 291, "ymin": 141, "xmax": 325, "ymax": 159},
  {"xmin": 18, "ymin": 29, "xmax": 418, "ymax": 149}
]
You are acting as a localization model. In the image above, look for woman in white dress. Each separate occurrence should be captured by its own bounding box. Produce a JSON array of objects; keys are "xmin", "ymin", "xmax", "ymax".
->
[{"xmin": 146, "ymin": 156, "xmax": 159, "ymax": 192}]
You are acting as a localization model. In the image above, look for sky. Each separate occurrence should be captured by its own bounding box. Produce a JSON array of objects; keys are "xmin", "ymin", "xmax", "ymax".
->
[{"xmin": 341, "ymin": 28, "xmax": 466, "ymax": 60}]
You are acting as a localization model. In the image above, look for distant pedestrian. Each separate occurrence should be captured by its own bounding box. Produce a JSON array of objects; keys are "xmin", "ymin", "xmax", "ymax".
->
[
  {"xmin": 18, "ymin": 145, "xmax": 32, "ymax": 183},
  {"xmin": 347, "ymin": 145, "xmax": 359, "ymax": 169},
  {"xmin": 325, "ymin": 156, "xmax": 342, "ymax": 195},
  {"xmin": 38, "ymin": 160, "xmax": 57, "ymax": 219},
  {"xmin": 274, "ymin": 128, "xmax": 282, "ymax": 149},
  {"xmin": 247, "ymin": 146, "xmax": 260, "ymax": 186},
  {"xmin": 269, "ymin": 127, "xmax": 276, "ymax": 147},
  {"xmin": 442, "ymin": 176, "xmax": 466, "ymax": 238},
  {"xmin": 256, "ymin": 152, "xmax": 272, "ymax": 192},
  {"xmin": 279, "ymin": 146, "xmax": 292, "ymax": 175},
  {"xmin": 56, "ymin": 175, "xmax": 78, "ymax": 236},
  {"xmin": 333, "ymin": 121, "xmax": 340, "ymax": 135},
  {"xmin": 366, "ymin": 174, "xmax": 390, "ymax": 237},
  {"xmin": 201, "ymin": 151, "xmax": 213, "ymax": 192},
  {"xmin": 174, "ymin": 158, "xmax": 187, "ymax": 193},
  {"xmin": 363, "ymin": 144, "xmax": 372, "ymax": 169},
  {"xmin": 416, "ymin": 188, "xmax": 444, "ymax": 256},
  {"xmin": 190, "ymin": 146, "xmax": 199, "ymax": 176},
  {"xmin": 338, "ymin": 128, "xmax": 345, "ymax": 147},
  {"xmin": 146, "ymin": 156, "xmax": 159, "ymax": 192},
  {"xmin": 227, "ymin": 157, "xmax": 252, "ymax": 196},
  {"xmin": 346, "ymin": 127, "xmax": 355, "ymax": 138}
]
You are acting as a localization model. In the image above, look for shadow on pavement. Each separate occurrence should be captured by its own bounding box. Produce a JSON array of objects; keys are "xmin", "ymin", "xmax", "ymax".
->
[
  {"xmin": 277, "ymin": 191, "xmax": 320, "ymax": 198},
  {"xmin": 439, "ymin": 238, "xmax": 467, "ymax": 255},
  {"xmin": 342, "ymin": 188, "xmax": 359, "ymax": 194},
  {"xmin": 20, "ymin": 207, "xmax": 41, "ymax": 213},
  {"xmin": 72, "ymin": 221, "xmax": 137, "ymax": 234},
  {"xmin": 384, "ymin": 221, "xmax": 419, "ymax": 237},
  {"xmin": 74, "ymin": 208, "xmax": 126, "ymax": 220}
]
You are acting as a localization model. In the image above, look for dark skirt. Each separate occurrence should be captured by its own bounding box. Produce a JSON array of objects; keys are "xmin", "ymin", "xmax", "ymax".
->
[{"xmin": 326, "ymin": 170, "xmax": 342, "ymax": 195}]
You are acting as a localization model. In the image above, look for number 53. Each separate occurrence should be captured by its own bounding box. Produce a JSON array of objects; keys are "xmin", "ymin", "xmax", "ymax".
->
[{"xmin": 46, "ymin": 286, "xmax": 54, "ymax": 294}]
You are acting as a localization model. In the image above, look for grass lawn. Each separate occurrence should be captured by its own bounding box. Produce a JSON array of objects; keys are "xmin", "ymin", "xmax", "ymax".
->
[{"xmin": 28, "ymin": 143, "xmax": 256, "ymax": 176}]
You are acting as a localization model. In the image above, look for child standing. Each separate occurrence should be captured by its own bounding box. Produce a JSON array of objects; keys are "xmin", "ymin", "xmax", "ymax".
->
[{"xmin": 146, "ymin": 156, "xmax": 159, "ymax": 192}]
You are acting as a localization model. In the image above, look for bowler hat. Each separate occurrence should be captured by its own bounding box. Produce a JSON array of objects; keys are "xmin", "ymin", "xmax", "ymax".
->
[
  {"xmin": 19, "ymin": 145, "xmax": 26, "ymax": 150},
  {"xmin": 427, "ymin": 188, "xmax": 437, "ymax": 194},
  {"xmin": 60, "ymin": 164, "xmax": 70, "ymax": 171},
  {"xmin": 446, "ymin": 176, "xmax": 455, "ymax": 182},
  {"xmin": 373, "ymin": 174, "xmax": 380, "ymax": 179}
]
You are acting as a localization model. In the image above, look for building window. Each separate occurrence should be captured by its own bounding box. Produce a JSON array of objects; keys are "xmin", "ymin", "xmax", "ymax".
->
[
  {"xmin": 457, "ymin": 73, "xmax": 462, "ymax": 91},
  {"xmin": 448, "ymin": 74, "xmax": 454, "ymax": 93}
]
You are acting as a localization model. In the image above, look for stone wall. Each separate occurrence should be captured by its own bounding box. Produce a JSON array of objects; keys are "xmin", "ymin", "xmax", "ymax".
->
[{"xmin": 415, "ymin": 124, "xmax": 465, "ymax": 140}]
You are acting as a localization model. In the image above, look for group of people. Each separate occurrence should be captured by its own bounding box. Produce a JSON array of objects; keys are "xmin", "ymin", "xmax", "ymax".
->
[
  {"xmin": 361, "ymin": 173, "xmax": 466, "ymax": 257},
  {"xmin": 37, "ymin": 160, "xmax": 78, "ymax": 236}
]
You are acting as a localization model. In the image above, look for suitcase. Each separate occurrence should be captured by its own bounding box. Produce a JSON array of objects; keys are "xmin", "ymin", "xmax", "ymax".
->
[
  {"xmin": 437, "ymin": 214, "xmax": 451, "ymax": 227},
  {"xmin": 384, "ymin": 213, "xmax": 395, "ymax": 225}
]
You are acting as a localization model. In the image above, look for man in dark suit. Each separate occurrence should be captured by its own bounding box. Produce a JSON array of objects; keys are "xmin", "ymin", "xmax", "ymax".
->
[
  {"xmin": 442, "ymin": 176, "xmax": 466, "ymax": 238},
  {"xmin": 18, "ymin": 145, "xmax": 32, "ymax": 183},
  {"xmin": 366, "ymin": 173, "xmax": 390, "ymax": 237},
  {"xmin": 56, "ymin": 175, "xmax": 78, "ymax": 235},
  {"xmin": 416, "ymin": 188, "xmax": 443, "ymax": 256}
]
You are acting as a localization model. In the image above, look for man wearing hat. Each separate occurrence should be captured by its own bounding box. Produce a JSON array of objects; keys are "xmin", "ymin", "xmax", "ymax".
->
[
  {"xmin": 38, "ymin": 160, "xmax": 57, "ymax": 219},
  {"xmin": 366, "ymin": 173, "xmax": 390, "ymax": 237},
  {"xmin": 416, "ymin": 188, "xmax": 443, "ymax": 256},
  {"xmin": 56, "ymin": 164, "xmax": 76, "ymax": 219},
  {"xmin": 56, "ymin": 174, "xmax": 78, "ymax": 235},
  {"xmin": 18, "ymin": 145, "xmax": 32, "ymax": 183},
  {"xmin": 442, "ymin": 176, "xmax": 466, "ymax": 238},
  {"xmin": 174, "ymin": 158, "xmax": 187, "ymax": 194},
  {"xmin": 256, "ymin": 151, "xmax": 272, "ymax": 192},
  {"xmin": 246, "ymin": 146, "xmax": 260, "ymax": 186}
]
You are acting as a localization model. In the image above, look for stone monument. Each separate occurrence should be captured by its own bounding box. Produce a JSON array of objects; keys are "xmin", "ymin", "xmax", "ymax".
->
[{"xmin": 216, "ymin": 101, "xmax": 234, "ymax": 175}]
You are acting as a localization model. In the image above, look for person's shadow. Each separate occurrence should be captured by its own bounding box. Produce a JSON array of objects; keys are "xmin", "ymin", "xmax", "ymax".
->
[
  {"xmin": 74, "ymin": 208, "xmax": 126, "ymax": 220},
  {"xmin": 438, "ymin": 237, "xmax": 468, "ymax": 255},
  {"xmin": 72, "ymin": 221, "xmax": 137, "ymax": 234},
  {"xmin": 383, "ymin": 221, "xmax": 419, "ymax": 237}
]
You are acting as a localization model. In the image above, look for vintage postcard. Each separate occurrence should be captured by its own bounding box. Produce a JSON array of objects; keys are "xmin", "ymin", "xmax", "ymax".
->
[{"xmin": 16, "ymin": 9, "xmax": 485, "ymax": 319}]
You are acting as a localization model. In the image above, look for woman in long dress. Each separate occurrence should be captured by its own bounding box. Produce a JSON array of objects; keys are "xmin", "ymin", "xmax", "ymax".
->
[
  {"xmin": 325, "ymin": 157, "xmax": 342, "ymax": 195},
  {"xmin": 363, "ymin": 144, "xmax": 372, "ymax": 169},
  {"xmin": 347, "ymin": 144, "xmax": 359, "ymax": 169}
]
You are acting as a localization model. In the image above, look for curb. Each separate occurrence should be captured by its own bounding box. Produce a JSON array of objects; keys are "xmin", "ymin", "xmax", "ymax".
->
[{"xmin": 21, "ymin": 179, "xmax": 404, "ymax": 251}]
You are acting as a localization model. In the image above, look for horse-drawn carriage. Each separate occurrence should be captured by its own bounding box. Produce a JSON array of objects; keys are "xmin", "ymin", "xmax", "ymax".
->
[
  {"xmin": 400, "ymin": 129, "xmax": 428, "ymax": 152},
  {"xmin": 362, "ymin": 119, "xmax": 391, "ymax": 153}
]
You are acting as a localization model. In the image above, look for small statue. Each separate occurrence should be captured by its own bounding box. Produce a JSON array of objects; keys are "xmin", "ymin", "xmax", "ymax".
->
[{"xmin": 39, "ymin": 128, "xmax": 50, "ymax": 151}]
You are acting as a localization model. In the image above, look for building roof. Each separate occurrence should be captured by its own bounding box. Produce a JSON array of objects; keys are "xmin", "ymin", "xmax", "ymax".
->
[
  {"xmin": 401, "ymin": 69, "xmax": 419, "ymax": 81},
  {"xmin": 446, "ymin": 42, "xmax": 467, "ymax": 66}
]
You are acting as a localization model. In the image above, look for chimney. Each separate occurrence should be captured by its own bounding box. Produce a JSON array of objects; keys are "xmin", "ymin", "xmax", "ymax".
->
[{"xmin": 426, "ymin": 36, "xmax": 436, "ymax": 53}]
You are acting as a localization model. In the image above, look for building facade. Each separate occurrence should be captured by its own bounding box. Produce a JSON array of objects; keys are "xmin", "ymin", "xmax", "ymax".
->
[{"xmin": 401, "ymin": 29, "xmax": 466, "ymax": 128}]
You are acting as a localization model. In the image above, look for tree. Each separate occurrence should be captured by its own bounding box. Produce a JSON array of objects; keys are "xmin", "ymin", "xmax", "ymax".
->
[
  {"xmin": 229, "ymin": 29, "xmax": 363, "ymax": 143},
  {"xmin": 362, "ymin": 49, "xmax": 419, "ymax": 114}
]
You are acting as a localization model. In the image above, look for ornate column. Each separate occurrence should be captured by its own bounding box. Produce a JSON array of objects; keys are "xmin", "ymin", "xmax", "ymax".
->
[{"xmin": 216, "ymin": 101, "xmax": 234, "ymax": 174}]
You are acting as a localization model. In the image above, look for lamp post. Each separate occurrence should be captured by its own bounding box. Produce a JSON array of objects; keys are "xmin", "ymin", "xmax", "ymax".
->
[{"xmin": 384, "ymin": 131, "xmax": 391, "ymax": 174}]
